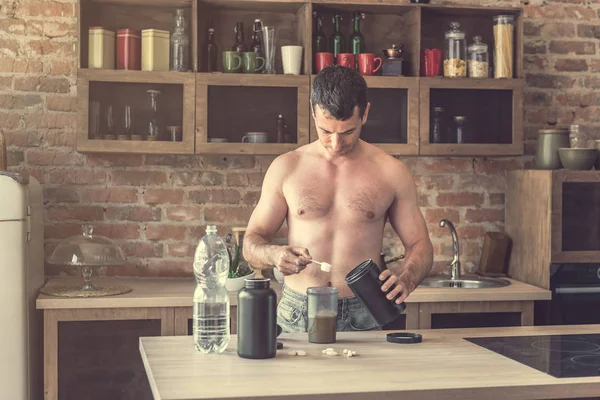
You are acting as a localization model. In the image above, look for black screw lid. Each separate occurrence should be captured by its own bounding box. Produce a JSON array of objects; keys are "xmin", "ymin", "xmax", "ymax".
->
[{"xmin": 244, "ymin": 277, "xmax": 270, "ymax": 289}]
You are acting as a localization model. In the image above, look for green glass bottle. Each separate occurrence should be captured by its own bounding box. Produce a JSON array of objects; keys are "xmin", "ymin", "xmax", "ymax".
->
[
  {"xmin": 330, "ymin": 14, "xmax": 345, "ymax": 61},
  {"xmin": 350, "ymin": 11, "xmax": 365, "ymax": 70},
  {"xmin": 313, "ymin": 12, "xmax": 327, "ymax": 53}
]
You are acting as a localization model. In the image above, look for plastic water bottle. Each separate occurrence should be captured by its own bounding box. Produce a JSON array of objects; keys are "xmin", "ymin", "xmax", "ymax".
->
[{"xmin": 192, "ymin": 225, "xmax": 230, "ymax": 353}]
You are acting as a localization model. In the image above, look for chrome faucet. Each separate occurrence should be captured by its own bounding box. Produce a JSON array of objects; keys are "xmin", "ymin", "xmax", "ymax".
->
[{"xmin": 440, "ymin": 219, "xmax": 461, "ymax": 280}]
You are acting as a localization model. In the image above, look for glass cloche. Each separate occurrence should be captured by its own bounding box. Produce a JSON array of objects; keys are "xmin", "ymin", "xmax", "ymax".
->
[{"xmin": 44, "ymin": 225, "xmax": 130, "ymax": 297}]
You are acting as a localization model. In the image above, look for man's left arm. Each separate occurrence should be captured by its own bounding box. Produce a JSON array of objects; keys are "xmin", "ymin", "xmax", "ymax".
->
[{"xmin": 379, "ymin": 162, "xmax": 434, "ymax": 304}]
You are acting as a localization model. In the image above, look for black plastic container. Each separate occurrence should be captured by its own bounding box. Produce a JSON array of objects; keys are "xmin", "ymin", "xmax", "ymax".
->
[
  {"xmin": 237, "ymin": 278, "xmax": 277, "ymax": 359},
  {"xmin": 345, "ymin": 259, "xmax": 406, "ymax": 327}
]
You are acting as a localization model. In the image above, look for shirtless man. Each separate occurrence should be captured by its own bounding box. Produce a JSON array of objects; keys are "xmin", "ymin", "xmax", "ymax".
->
[{"xmin": 243, "ymin": 66, "xmax": 434, "ymax": 332}]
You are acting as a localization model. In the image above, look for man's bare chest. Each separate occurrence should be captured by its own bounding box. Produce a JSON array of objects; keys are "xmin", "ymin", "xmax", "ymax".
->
[{"xmin": 283, "ymin": 168, "xmax": 394, "ymax": 222}]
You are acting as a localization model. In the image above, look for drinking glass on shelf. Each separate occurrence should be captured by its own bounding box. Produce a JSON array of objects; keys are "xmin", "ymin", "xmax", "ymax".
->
[
  {"xmin": 89, "ymin": 100, "xmax": 101, "ymax": 139},
  {"xmin": 123, "ymin": 104, "xmax": 132, "ymax": 136},
  {"xmin": 104, "ymin": 104, "xmax": 115, "ymax": 140},
  {"xmin": 262, "ymin": 26, "xmax": 276, "ymax": 74},
  {"xmin": 147, "ymin": 90, "xmax": 161, "ymax": 141}
]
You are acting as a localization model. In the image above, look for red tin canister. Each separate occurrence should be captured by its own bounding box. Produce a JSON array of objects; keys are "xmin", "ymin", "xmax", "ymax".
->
[{"xmin": 117, "ymin": 29, "xmax": 141, "ymax": 70}]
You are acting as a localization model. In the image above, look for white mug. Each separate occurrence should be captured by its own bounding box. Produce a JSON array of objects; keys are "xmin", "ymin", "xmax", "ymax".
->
[
  {"xmin": 281, "ymin": 45, "xmax": 303, "ymax": 75},
  {"xmin": 210, "ymin": 138, "xmax": 229, "ymax": 143},
  {"xmin": 242, "ymin": 132, "xmax": 269, "ymax": 143}
]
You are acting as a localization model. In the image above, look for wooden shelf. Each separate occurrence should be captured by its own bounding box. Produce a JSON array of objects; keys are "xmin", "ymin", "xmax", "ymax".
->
[
  {"xmin": 195, "ymin": 73, "xmax": 310, "ymax": 154},
  {"xmin": 76, "ymin": 68, "xmax": 196, "ymax": 154},
  {"xmin": 309, "ymin": 75, "xmax": 418, "ymax": 156},
  {"xmin": 78, "ymin": 68, "xmax": 195, "ymax": 83},
  {"xmin": 419, "ymin": 77, "xmax": 524, "ymax": 157},
  {"xmin": 78, "ymin": 0, "xmax": 198, "ymax": 71},
  {"xmin": 74, "ymin": 0, "xmax": 524, "ymax": 157}
]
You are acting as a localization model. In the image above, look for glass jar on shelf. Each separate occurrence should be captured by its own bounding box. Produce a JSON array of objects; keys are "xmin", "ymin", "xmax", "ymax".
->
[
  {"xmin": 467, "ymin": 36, "xmax": 489, "ymax": 78},
  {"xmin": 431, "ymin": 107, "xmax": 446, "ymax": 144},
  {"xmin": 493, "ymin": 14, "xmax": 515, "ymax": 79},
  {"xmin": 453, "ymin": 116, "xmax": 468, "ymax": 144},
  {"xmin": 444, "ymin": 21, "xmax": 466, "ymax": 78}
]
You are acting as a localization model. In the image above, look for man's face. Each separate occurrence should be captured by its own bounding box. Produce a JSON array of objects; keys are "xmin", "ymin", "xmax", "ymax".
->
[{"xmin": 312, "ymin": 103, "xmax": 370, "ymax": 157}]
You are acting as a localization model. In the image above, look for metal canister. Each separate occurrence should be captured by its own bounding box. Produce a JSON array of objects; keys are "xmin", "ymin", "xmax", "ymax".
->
[
  {"xmin": 88, "ymin": 26, "xmax": 115, "ymax": 69},
  {"xmin": 117, "ymin": 29, "xmax": 141, "ymax": 70},
  {"xmin": 142, "ymin": 29, "xmax": 170, "ymax": 72},
  {"xmin": 536, "ymin": 129, "xmax": 570, "ymax": 170}
]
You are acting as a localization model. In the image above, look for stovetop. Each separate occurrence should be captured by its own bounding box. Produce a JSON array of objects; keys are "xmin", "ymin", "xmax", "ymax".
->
[{"xmin": 465, "ymin": 334, "xmax": 600, "ymax": 378}]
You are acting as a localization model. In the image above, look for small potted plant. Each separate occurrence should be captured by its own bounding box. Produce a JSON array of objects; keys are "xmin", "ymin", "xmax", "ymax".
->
[{"xmin": 225, "ymin": 238, "xmax": 255, "ymax": 292}]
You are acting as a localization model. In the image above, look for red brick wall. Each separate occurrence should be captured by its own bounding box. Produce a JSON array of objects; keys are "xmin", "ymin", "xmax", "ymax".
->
[{"xmin": 2, "ymin": 0, "xmax": 599, "ymax": 278}]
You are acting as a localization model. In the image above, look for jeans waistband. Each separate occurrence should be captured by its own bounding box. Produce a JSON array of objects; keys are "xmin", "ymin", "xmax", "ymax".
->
[{"xmin": 281, "ymin": 284, "xmax": 365, "ymax": 310}]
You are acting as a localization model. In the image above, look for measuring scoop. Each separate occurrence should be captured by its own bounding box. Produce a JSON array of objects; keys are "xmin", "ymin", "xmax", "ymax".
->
[{"xmin": 312, "ymin": 260, "xmax": 332, "ymax": 272}]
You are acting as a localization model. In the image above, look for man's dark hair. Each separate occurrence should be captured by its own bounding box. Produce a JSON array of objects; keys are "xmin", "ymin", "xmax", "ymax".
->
[{"xmin": 310, "ymin": 65, "xmax": 368, "ymax": 121}]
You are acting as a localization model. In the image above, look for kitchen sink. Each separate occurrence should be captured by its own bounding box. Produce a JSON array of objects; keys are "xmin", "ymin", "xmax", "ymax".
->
[{"xmin": 420, "ymin": 275, "xmax": 511, "ymax": 289}]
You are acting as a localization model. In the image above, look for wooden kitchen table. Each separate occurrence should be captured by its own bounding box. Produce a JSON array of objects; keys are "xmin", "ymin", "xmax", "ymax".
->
[
  {"xmin": 37, "ymin": 276, "xmax": 550, "ymax": 400},
  {"xmin": 140, "ymin": 324, "xmax": 600, "ymax": 400}
]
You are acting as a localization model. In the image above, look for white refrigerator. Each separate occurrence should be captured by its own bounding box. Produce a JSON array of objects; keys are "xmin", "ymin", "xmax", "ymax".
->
[{"xmin": 0, "ymin": 172, "xmax": 44, "ymax": 400}]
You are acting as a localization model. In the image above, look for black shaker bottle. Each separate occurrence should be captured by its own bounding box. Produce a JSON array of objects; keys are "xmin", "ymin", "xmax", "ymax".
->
[
  {"xmin": 345, "ymin": 259, "xmax": 406, "ymax": 327},
  {"xmin": 237, "ymin": 278, "xmax": 277, "ymax": 359}
]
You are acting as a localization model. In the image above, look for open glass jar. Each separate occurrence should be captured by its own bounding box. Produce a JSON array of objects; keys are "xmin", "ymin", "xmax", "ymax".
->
[
  {"xmin": 444, "ymin": 22, "xmax": 466, "ymax": 78},
  {"xmin": 468, "ymin": 36, "xmax": 489, "ymax": 78}
]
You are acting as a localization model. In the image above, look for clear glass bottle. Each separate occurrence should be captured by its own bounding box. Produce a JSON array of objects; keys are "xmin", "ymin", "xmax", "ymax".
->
[
  {"xmin": 349, "ymin": 11, "xmax": 365, "ymax": 70},
  {"xmin": 431, "ymin": 107, "xmax": 445, "ymax": 144},
  {"xmin": 493, "ymin": 14, "xmax": 515, "ymax": 79},
  {"xmin": 468, "ymin": 36, "xmax": 489, "ymax": 78},
  {"xmin": 454, "ymin": 116, "xmax": 468, "ymax": 144},
  {"xmin": 193, "ymin": 225, "xmax": 231, "ymax": 354},
  {"xmin": 146, "ymin": 89, "xmax": 161, "ymax": 141},
  {"xmin": 569, "ymin": 124, "xmax": 587, "ymax": 148},
  {"xmin": 444, "ymin": 21, "xmax": 466, "ymax": 78},
  {"xmin": 170, "ymin": 9, "xmax": 189, "ymax": 72},
  {"xmin": 330, "ymin": 14, "xmax": 345, "ymax": 61}
]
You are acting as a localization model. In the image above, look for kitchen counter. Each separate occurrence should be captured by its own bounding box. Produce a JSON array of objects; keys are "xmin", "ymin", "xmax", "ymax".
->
[
  {"xmin": 139, "ymin": 324, "xmax": 600, "ymax": 400},
  {"xmin": 38, "ymin": 276, "xmax": 551, "ymax": 400},
  {"xmin": 36, "ymin": 276, "xmax": 550, "ymax": 309}
]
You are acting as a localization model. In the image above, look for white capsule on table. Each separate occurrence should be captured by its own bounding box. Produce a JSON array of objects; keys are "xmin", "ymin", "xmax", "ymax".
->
[
  {"xmin": 326, "ymin": 350, "xmax": 338, "ymax": 356},
  {"xmin": 296, "ymin": 350, "xmax": 306, "ymax": 356},
  {"xmin": 288, "ymin": 350, "xmax": 297, "ymax": 356},
  {"xmin": 343, "ymin": 349, "xmax": 348, "ymax": 354}
]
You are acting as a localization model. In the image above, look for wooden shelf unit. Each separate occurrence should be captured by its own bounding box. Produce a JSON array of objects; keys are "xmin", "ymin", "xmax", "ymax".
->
[
  {"xmin": 76, "ymin": 69, "xmax": 196, "ymax": 154},
  {"xmin": 195, "ymin": 73, "xmax": 310, "ymax": 154},
  {"xmin": 78, "ymin": 0, "xmax": 198, "ymax": 71},
  {"xmin": 419, "ymin": 77, "xmax": 524, "ymax": 156},
  {"xmin": 75, "ymin": 0, "xmax": 524, "ymax": 157},
  {"xmin": 309, "ymin": 75, "xmax": 419, "ymax": 155}
]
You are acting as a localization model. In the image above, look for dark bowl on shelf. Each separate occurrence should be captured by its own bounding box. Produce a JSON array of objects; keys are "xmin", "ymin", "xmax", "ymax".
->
[{"xmin": 558, "ymin": 148, "xmax": 598, "ymax": 171}]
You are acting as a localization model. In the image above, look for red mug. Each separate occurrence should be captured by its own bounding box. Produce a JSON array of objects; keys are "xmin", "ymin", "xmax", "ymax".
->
[
  {"xmin": 315, "ymin": 52, "xmax": 334, "ymax": 73},
  {"xmin": 421, "ymin": 48, "xmax": 442, "ymax": 77},
  {"xmin": 358, "ymin": 53, "xmax": 382, "ymax": 76},
  {"xmin": 337, "ymin": 53, "xmax": 355, "ymax": 68}
]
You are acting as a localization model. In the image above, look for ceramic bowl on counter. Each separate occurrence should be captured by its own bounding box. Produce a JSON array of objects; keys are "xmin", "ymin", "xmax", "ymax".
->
[
  {"xmin": 226, "ymin": 271, "xmax": 256, "ymax": 292},
  {"xmin": 558, "ymin": 148, "xmax": 598, "ymax": 171}
]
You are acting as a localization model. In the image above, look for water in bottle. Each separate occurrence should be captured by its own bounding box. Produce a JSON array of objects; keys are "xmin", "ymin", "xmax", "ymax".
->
[{"xmin": 192, "ymin": 225, "xmax": 231, "ymax": 354}]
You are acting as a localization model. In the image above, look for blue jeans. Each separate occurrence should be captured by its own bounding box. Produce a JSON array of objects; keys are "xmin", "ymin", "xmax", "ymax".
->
[{"xmin": 277, "ymin": 284, "xmax": 382, "ymax": 333}]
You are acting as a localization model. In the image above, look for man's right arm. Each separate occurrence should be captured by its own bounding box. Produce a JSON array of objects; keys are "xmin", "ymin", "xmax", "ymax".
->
[{"xmin": 243, "ymin": 155, "xmax": 311, "ymax": 275}]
